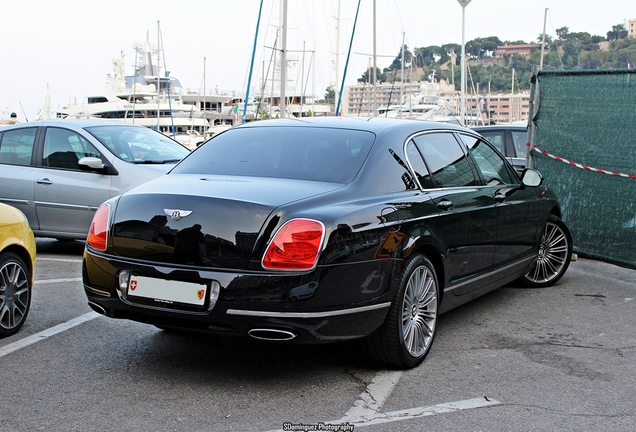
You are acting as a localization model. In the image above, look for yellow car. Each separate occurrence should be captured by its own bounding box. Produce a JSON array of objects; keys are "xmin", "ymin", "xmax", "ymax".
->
[{"xmin": 0, "ymin": 203, "xmax": 36, "ymax": 337}]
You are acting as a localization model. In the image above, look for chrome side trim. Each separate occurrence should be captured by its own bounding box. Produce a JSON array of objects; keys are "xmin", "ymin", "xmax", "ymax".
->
[
  {"xmin": 443, "ymin": 255, "xmax": 535, "ymax": 293},
  {"xmin": 227, "ymin": 302, "xmax": 391, "ymax": 318},
  {"xmin": 85, "ymin": 285, "xmax": 112, "ymax": 297}
]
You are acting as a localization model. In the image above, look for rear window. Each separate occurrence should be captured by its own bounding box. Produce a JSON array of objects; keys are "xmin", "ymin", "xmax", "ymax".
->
[
  {"xmin": 476, "ymin": 130, "xmax": 505, "ymax": 154},
  {"xmin": 172, "ymin": 126, "xmax": 375, "ymax": 184},
  {"xmin": 510, "ymin": 129, "xmax": 528, "ymax": 158}
]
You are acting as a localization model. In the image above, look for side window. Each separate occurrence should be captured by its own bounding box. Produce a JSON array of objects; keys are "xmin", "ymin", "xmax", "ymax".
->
[
  {"xmin": 413, "ymin": 133, "xmax": 478, "ymax": 188},
  {"xmin": 43, "ymin": 127, "xmax": 101, "ymax": 170},
  {"xmin": 510, "ymin": 130, "xmax": 528, "ymax": 158},
  {"xmin": 0, "ymin": 127, "xmax": 37, "ymax": 166},
  {"xmin": 405, "ymin": 140, "xmax": 432, "ymax": 189},
  {"xmin": 460, "ymin": 134, "xmax": 514, "ymax": 186},
  {"xmin": 477, "ymin": 130, "xmax": 505, "ymax": 154}
]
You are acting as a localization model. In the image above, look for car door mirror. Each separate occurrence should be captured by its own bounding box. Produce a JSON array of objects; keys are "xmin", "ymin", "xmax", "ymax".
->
[
  {"xmin": 78, "ymin": 157, "xmax": 105, "ymax": 171},
  {"xmin": 521, "ymin": 168, "xmax": 543, "ymax": 187}
]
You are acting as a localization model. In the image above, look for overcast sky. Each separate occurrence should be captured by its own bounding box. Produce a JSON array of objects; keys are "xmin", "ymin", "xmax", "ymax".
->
[{"xmin": 1, "ymin": 0, "xmax": 632, "ymax": 120}]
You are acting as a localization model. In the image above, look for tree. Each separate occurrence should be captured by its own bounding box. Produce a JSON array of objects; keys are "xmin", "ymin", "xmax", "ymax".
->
[
  {"xmin": 466, "ymin": 36, "xmax": 502, "ymax": 58},
  {"xmin": 323, "ymin": 87, "xmax": 335, "ymax": 104},
  {"xmin": 556, "ymin": 27, "xmax": 570, "ymax": 42},
  {"xmin": 607, "ymin": 24, "xmax": 628, "ymax": 42},
  {"xmin": 536, "ymin": 33, "xmax": 553, "ymax": 46},
  {"xmin": 579, "ymin": 51, "xmax": 611, "ymax": 69},
  {"xmin": 352, "ymin": 24, "xmax": 634, "ymax": 90},
  {"xmin": 386, "ymin": 45, "xmax": 413, "ymax": 72},
  {"xmin": 358, "ymin": 67, "xmax": 386, "ymax": 84},
  {"xmin": 442, "ymin": 43, "xmax": 461, "ymax": 64},
  {"xmin": 413, "ymin": 46, "xmax": 446, "ymax": 68}
]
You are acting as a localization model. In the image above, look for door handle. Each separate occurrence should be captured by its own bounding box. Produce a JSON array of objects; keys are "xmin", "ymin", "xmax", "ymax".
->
[
  {"xmin": 436, "ymin": 200, "xmax": 453, "ymax": 211},
  {"xmin": 36, "ymin": 178, "xmax": 53, "ymax": 185},
  {"xmin": 494, "ymin": 193, "xmax": 506, "ymax": 203}
]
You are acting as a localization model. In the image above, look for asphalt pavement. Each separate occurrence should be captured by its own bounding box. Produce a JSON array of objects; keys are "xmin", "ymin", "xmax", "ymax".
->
[{"xmin": 1, "ymin": 239, "xmax": 635, "ymax": 431}]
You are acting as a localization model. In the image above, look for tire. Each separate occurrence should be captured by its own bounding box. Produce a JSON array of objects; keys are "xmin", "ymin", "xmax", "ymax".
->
[
  {"xmin": 520, "ymin": 215, "xmax": 572, "ymax": 288},
  {"xmin": 364, "ymin": 254, "xmax": 439, "ymax": 369},
  {"xmin": 0, "ymin": 252, "xmax": 32, "ymax": 338}
]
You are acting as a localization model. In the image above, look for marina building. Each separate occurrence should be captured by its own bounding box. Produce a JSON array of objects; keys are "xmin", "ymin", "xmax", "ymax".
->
[{"xmin": 342, "ymin": 79, "xmax": 529, "ymax": 125}]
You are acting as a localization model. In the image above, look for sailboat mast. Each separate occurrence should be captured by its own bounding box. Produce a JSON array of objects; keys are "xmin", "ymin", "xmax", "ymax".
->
[
  {"xmin": 540, "ymin": 8, "xmax": 548, "ymax": 70},
  {"xmin": 372, "ymin": 0, "xmax": 377, "ymax": 116},
  {"xmin": 280, "ymin": 0, "xmax": 288, "ymax": 118},
  {"xmin": 156, "ymin": 22, "xmax": 160, "ymax": 130},
  {"xmin": 399, "ymin": 32, "xmax": 405, "ymax": 118},
  {"xmin": 335, "ymin": 0, "xmax": 361, "ymax": 116},
  {"xmin": 334, "ymin": 0, "xmax": 341, "ymax": 113},
  {"xmin": 244, "ymin": 0, "xmax": 264, "ymax": 123},
  {"xmin": 301, "ymin": 40, "xmax": 305, "ymax": 116}
]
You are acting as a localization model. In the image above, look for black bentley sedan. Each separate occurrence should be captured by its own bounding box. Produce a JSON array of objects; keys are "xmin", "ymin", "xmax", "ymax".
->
[{"xmin": 82, "ymin": 117, "xmax": 572, "ymax": 369}]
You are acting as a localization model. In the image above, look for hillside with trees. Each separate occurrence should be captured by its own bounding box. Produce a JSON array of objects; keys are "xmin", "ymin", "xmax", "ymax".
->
[{"xmin": 336, "ymin": 22, "xmax": 636, "ymax": 98}]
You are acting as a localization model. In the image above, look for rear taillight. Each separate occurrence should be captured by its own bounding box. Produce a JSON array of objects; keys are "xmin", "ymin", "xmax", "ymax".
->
[
  {"xmin": 87, "ymin": 204, "xmax": 110, "ymax": 251},
  {"xmin": 262, "ymin": 219, "xmax": 324, "ymax": 270}
]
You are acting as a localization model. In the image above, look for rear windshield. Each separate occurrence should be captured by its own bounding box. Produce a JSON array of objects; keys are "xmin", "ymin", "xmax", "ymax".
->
[{"xmin": 172, "ymin": 126, "xmax": 375, "ymax": 184}]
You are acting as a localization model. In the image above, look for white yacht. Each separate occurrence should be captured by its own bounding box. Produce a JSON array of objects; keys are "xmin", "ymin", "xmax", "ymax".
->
[
  {"xmin": 0, "ymin": 110, "xmax": 19, "ymax": 126},
  {"xmin": 56, "ymin": 35, "xmax": 210, "ymax": 149}
]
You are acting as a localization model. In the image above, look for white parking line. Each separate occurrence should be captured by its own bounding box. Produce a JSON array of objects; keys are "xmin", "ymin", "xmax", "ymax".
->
[
  {"xmin": 341, "ymin": 370, "xmax": 404, "ymax": 419},
  {"xmin": 338, "ymin": 397, "xmax": 502, "ymax": 427},
  {"xmin": 36, "ymin": 257, "xmax": 82, "ymax": 263},
  {"xmin": 35, "ymin": 277, "xmax": 83, "ymax": 284},
  {"xmin": 264, "ymin": 365, "xmax": 501, "ymax": 432},
  {"xmin": 264, "ymin": 396, "xmax": 500, "ymax": 431},
  {"xmin": 0, "ymin": 312, "xmax": 100, "ymax": 358}
]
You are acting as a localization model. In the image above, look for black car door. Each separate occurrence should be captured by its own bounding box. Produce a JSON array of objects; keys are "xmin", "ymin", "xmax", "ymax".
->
[
  {"xmin": 411, "ymin": 132, "xmax": 498, "ymax": 294},
  {"xmin": 458, "ymin": 133, "xmax": 542, "ymax": 283}
]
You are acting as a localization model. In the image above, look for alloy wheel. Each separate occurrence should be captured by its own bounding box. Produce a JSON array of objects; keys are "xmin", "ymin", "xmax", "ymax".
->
[
  {"xmin": 0, "ymin": 258, "xmax": 31, "ymax": 333},
  {"xmin": 525, "ymin": 221, "xmax": 570, "ymax": 285},
  {"xmin": 401, "ymin": 265, "xmax": 438, "ymax": 358}
]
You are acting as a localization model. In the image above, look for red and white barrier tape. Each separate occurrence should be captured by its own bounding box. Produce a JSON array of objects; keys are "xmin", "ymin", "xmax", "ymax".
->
[{"xmin": 528, "ymin": 143, "xmax": 636, "ymax": 179}]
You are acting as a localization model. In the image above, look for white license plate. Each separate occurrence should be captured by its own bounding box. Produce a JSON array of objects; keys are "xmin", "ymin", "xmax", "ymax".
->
[{"xmin": 128, "ymin": 275, "xmax": 207, "ymax": 306}]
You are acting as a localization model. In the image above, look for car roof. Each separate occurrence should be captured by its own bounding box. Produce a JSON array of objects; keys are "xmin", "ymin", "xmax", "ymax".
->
[
  {"xmin": 0, "ymin": 119, "xmax": 148, "ymax": 131},
  {"xmin": 472, "ymin": 124, "xmax": 527, "ymax": 131},
  {"xmin": 234, "ymin": 116, "xmax": 472, "ymax": 135}
]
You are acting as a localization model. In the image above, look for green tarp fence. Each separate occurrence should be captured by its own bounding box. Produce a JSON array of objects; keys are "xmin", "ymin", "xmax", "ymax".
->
[{"xmin": 532, "ymin": 69, "xmax": 636, "ymax": 269}]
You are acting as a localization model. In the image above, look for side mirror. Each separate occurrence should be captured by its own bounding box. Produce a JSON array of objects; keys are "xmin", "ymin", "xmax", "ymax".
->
[
  {"xmin": 78, "ymin": 157, "xmax": 106, "ymax": 172},
  {"xmin": 521, "ymin": 168, "xmax": 543, "ymax": 187}
]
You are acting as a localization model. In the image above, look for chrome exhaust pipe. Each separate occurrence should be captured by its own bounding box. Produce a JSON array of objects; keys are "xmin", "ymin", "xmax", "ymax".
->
[
  {"xmin": 248, "ymin": 328, "xmax": 297, "ymax": 341},
  {"xmin": 88, "ymin": 301, "xmax": 107, "ymax": 316}
]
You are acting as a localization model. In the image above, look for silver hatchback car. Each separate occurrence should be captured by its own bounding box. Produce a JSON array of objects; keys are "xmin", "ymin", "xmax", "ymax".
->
[{"xmin": 0, "ymin": 120, "xmax": 190, "ymax": 240}]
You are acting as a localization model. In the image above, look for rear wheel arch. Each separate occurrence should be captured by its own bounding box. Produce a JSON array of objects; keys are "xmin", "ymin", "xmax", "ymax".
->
[
  {"xmin": 412, "ymin": 243, "xmax": 445, "ymax": 296},
  {"xmin": 1, "ymin": 244, "xmax": 34, "ymax": 278},
  {"xmin": 549, "ymin": 206, "xmax": 562, "ymax": 220},
  {"xmin": 365, "ymin": 252, "xmax": 440, "ymax": 368}
]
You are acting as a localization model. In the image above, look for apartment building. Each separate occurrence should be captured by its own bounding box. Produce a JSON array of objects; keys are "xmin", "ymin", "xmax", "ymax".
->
[{"xmin": 342, "ymin": 80, "xmax": 529, "ymax": 124}]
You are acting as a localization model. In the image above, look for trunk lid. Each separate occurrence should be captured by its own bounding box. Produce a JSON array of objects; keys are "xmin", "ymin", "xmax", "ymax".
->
[{"xmin": 110, "ymin": 174, "xmax": 340, "ymax": 269}]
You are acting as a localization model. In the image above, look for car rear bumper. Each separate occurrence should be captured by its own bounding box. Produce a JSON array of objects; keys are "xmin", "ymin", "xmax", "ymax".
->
[{"xmin": 82, "ymin": 249, "xmax": 393, "ymax": 343}]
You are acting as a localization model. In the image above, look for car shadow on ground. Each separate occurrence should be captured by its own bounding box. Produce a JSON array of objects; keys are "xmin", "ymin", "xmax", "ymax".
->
[
  {"xmin": 148, "ymin": 327, "xmax": 380, "ymax": 375},
  {"xmin": 36, "ymin": 238, "xmax": 86, "ymax": 256}
]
